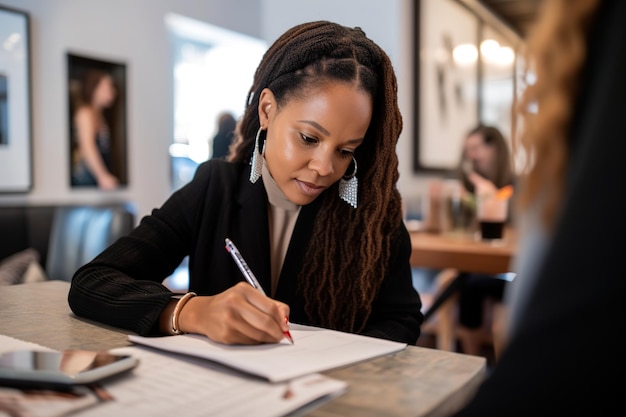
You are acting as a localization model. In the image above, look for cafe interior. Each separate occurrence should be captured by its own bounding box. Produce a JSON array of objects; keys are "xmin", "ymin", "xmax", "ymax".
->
[{"xmin": 0, "ymin": 0, "xmax": 540, "ymax": 369}]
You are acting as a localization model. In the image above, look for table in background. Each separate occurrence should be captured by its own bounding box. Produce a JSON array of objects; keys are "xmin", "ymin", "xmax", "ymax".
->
[
  {"xmin": 409, "ymin": 228, "xmax": 517, "ymax": 352},
  {"xmin": 410, "ymin": 229, "xmax": 517, "ymax": 320},
  {"xmin": 410, "ymin": 228, "xmax": 517, "ymax": 275},
  {"xmin": 0, "ymin": 281, "xmax": 485, "ymax": 417}
]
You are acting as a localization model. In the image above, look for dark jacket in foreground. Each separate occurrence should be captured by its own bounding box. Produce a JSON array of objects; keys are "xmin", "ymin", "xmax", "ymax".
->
[
  {"xmin": 453, "ymin": 0, "xmax": 625, "ymax": 415},
  {"xmin": 68, "ymin": 160, "xmax": 423, "ymax": 344}
]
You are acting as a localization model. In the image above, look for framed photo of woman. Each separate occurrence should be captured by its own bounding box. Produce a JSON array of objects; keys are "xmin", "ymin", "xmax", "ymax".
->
[{"xmin": 67, "ymin": 53, "xmax": 128, "ymax": 189}]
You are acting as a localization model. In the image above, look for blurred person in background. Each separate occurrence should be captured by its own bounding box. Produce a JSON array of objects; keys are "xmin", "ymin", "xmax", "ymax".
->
[
  {"xmin": 458, "ymin": 124, "xmax": 515, "ymax": 200},
  {"xmin": 211, "ymin": 111, "xmax": 237, "ymax": 160},
  {"xmin": 454, "ymin": 124, "xmax": 516, "ymax": 356},
  {"xmin": 417, "ymin": 124, "xmax": 516, "ymax": 357}
]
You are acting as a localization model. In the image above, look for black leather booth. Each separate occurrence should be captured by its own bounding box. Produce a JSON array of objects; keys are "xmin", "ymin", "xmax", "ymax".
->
[{"xmin": 0, "ymin": 203, "xmax": 135, "ymax": 281}]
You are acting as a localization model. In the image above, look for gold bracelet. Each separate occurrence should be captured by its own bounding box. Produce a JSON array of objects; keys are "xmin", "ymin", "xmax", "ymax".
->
[{"xmin": 171, "ymin": 292, "xmax": 197, "ymax": 335}]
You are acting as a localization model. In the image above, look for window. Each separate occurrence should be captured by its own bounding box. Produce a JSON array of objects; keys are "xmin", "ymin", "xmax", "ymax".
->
[
  {"xmin": 164, "ymin": 14, "xmax": 267, "ymax": 291},
  {"xmin": 166, "ymin": 13, "xmax": 267, "ymax": 191}
]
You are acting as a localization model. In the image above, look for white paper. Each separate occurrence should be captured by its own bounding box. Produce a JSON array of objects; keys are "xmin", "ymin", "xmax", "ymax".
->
[
  {"xmin": 88, "ymin": 346, "xmax": 347, "ymax": 417},
  {"xmin": 129, "ymin": 323, "xmax": 407, "ymax": 382},
  {"xmin": 0, "ymin": 334, "xmax": 348, "ymax": 417}
]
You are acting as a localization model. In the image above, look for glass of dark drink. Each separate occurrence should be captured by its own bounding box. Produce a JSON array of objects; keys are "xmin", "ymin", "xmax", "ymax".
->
[
  {"xmin": 479, "ymin": 220, "xmax": 505, "ymax": 240},
  {"xmin": 476, "ymin": 194, "xmax": 508, "ymax": 242}
]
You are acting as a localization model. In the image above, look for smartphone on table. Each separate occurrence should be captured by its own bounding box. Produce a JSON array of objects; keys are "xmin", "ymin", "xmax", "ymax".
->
[{"xmin": 0, "ymin": 349, "xmax": 139, "ymax": 390}]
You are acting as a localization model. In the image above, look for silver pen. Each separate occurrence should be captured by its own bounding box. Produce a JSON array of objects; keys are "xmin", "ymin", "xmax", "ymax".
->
[
  {"xmin": 224, "ymin": 237, "xmax": 266, "ymax": 295},
  {"xmin": 224, "ymin": 237, "xmax": 293, "ymax": 343}
]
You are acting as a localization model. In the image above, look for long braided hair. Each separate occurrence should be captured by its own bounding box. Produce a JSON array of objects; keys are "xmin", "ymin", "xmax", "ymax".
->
[{"xmin": 229, "ymin": 21, "xmax": 403, "ymax": 333}]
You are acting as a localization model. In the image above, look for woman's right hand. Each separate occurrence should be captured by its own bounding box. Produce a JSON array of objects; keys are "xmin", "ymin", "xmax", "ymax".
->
[
  {"xmin": 176, "ymin": 282, "xmax": 291, "ymax": 345},
  {"xmin": 467, "ymin": 171, "xmax": 497, "ymax": 197}
]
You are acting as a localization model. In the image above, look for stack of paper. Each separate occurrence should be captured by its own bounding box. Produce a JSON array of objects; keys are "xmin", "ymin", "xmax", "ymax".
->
[
  {"xmin": 92, "ymin": 346, "xmax": 348, "ymax": 417},
  {"xmin": 1, "ymin": 324, "xmax": 407, "ymax": 416}
]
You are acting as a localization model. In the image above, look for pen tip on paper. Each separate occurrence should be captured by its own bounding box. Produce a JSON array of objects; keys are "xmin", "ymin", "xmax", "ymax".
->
[
  {"xmin": 284, "ymin": 317, "xmax": 294, "ymax": 344},
  {"xmin": 283, "ymin": 384, "xmax": 294, "ymax": 399}
]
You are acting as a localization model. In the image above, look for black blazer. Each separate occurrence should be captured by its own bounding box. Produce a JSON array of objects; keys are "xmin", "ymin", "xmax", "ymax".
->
[{"xmin": 69, "ymin": 159, "xmax": 423, "ymax": 344}]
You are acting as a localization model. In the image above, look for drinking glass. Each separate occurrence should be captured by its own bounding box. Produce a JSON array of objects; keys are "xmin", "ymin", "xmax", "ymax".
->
[{"xmin": 475, "ymin": 194, "xmax": 508, "ymax": 242}]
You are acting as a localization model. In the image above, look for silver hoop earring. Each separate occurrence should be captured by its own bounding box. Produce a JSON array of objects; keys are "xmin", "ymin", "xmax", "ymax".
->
[
  {"xmin": 339, "ymin": 156, "xmax": 358, "ymax": 208},
  {"xmin": 249, "ymin": 127, "xmax": 266, "ymax": 183}
]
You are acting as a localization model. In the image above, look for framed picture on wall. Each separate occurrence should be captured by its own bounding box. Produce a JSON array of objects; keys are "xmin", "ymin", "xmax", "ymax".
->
[
  {"xmin": 0, "ymin": 5, "xmax": 32, "ymax": 193},
  {"xmin": 67, "ymin": 53, "xmax": 128, "ymax": 189},
  {"xmin": 479, "ymin": 24, "xmax": 517, "ymax": 145},
  {"xmin": 414, "ymin": 0, "xmax": 480, "ymax": 173}
]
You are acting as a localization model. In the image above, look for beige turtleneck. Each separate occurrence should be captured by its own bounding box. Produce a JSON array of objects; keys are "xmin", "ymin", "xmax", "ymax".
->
[{"xmin": 261, "ymin": 159, "xmax": 302, "ymax": 297}]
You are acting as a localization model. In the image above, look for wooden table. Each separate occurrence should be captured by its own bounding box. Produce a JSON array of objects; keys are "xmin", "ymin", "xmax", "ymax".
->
[
  {"xmin": 410, "ymin": 228, "xmax": 517, "ymax": 274},
  {"xmin": 410, "ymin": 228, "xmax": 517, "ymax": 341},
  {"xmin": 0, "ymin": 281, "xmax": 486, "ymax": 417}
]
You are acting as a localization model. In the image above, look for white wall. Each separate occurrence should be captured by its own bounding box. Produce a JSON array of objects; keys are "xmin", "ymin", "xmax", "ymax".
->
[
  {"xmin": 0, "ymin": 0, "xmax": 457, "ymax": 220},
  {"xmin": 0, "ymin": 0, "xmax": 262, "ymax": 219}
]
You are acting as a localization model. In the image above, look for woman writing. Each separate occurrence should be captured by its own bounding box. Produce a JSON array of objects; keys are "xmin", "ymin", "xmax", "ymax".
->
[
  {"xmin": 68, "ymin": 21, "xmax": 424, "ymax": 345},
  {"xmin": 71, "ymin": 69, "xmax": 119, "ymax": 190}
]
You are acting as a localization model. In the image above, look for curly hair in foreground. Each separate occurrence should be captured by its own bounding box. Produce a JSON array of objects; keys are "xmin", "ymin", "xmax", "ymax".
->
[{"xmin": 515, "ymin": 0, "xmax": 600, "ymax": 229}]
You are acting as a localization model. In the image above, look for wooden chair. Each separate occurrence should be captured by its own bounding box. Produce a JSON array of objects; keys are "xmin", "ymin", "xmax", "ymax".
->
[
  {"xmin": 419, "ymin": 268, "xmax": 460, "ymax": 351},
  {"xmin": 418, "ymin": 268, "xmax": 506, "ymax": 363}
]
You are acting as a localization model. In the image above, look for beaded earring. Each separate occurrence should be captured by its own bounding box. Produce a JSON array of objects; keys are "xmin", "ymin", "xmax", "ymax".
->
[
  {"xmin": 249, "ymin": 127, "xmax": 265, "ymax": 183},
  {"xmin": 339, "ymin": 156, "xmax": 358, "ymax": 208}
]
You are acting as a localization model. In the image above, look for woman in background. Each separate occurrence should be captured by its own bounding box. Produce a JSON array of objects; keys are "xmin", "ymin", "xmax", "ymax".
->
[
  {"xmin": 455, "ymin": 124, "xmax": 516, "ymax": 356},
  {"xmin": 458, "ymin": 124, "xmax": 514, "ymax": 199},
  {"xmin": 71, "ymin": 69, "xmax": 119, "ymax": 190},
  {"xmin": 453, "ymin": 0, "xmax": 624, "ymax": 414},
  {"xmin": 211, "ymin": 111, "xmax": 237, "ymax": 160}
]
